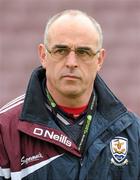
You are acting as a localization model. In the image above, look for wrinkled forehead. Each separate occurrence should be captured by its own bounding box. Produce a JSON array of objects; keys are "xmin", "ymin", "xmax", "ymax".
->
[{"xmin": 46, "ymin": 14, "xmax": 99, "ymax": 45}]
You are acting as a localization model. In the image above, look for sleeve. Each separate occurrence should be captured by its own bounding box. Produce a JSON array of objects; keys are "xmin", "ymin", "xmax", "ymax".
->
[
  {"xmin": 138, "ymin": 122, "xmax": 140, "ymax": 178},
  {"xmin": 0, "ymin": 126, "xmax": 11, "ymax": 180},
  {"xmin": 134, "ymin": 114, "xmax": 140, "ymax": 178}
]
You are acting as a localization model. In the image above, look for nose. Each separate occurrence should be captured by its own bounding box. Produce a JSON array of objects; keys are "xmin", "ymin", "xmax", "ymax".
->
[{"xmin": 65, "ymin": 51, "xmax": 78, "ymax": 68}]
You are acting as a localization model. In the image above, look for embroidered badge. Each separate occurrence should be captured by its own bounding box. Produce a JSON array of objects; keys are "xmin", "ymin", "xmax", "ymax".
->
[{"xmin": 110, "ymin": 136, "xmax": 128, "ymax": 166}]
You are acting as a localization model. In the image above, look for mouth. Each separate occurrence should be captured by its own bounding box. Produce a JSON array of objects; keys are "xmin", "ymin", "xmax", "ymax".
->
[{"xmin": 62, "ymin": 74, "xmax": 80, "ymax": 80}]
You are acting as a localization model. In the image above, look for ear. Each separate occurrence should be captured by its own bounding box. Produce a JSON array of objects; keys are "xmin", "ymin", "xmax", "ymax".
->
[
  {"xmin": 38, "ymin": 44, "xmax": 47, "ymax": 69},
  {"xmin": 97, "ymin": 48, "xmax": 106, "ymax": 72}
]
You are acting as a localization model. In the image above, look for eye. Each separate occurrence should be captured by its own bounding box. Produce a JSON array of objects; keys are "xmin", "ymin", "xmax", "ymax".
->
[
  {"xmin": 53, "ymin": 48, "xmax": 69, "ymax": 55},
  {"xmin": 77, "ymin": 48, "xmax": 92, "ymax": 56}
]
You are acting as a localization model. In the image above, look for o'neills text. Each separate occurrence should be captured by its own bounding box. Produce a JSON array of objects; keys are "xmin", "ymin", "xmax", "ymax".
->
[{"xmin": 33, "ymin": 128, "xmax": 72, "ymax": 147}]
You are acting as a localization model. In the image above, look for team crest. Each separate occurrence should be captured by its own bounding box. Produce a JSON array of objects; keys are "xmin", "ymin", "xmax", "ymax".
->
[{"xmin": 110, "ymin": 136, "xmax": 128, "ymax": 166}]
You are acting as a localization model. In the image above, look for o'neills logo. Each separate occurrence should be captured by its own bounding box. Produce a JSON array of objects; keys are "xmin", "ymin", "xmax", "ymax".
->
[{"xmin": 33, "ymin": 128, "xmax": 72, "ymax": 147}]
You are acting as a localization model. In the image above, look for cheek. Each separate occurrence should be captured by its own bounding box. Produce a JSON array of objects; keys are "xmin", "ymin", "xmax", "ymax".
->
[
  {"xmin": 81, "ymin": 66, "xmax": 98, "ymax": 87},
  {"xmin": 45, "ymin": 62, "xmax": 61, "ymax": 80},
  {"xmin": 83, "ymin": 64, "xmax": 98, "ymax": 78}
]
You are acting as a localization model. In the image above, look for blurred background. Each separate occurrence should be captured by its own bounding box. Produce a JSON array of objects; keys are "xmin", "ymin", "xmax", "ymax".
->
[{"xmin": 0, "ymin": 0, "xmax": 140, "ymax": 115}]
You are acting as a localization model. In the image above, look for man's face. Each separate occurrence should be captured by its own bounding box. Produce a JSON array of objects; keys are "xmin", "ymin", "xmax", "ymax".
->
[{"xmin": 39, "ymin": 15, "xmax": 105, "ymax": 100}]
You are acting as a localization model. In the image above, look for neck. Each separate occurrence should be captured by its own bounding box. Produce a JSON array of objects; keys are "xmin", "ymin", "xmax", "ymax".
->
[{"xmin": 47, "ymin": 86, "xmax": 93, "ymax": 108}]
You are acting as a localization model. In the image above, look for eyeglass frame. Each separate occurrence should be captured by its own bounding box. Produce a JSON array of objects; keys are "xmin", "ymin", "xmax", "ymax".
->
[{"xmin": 44, "ymin": 44, "xmax": 100, "ymax": 62}]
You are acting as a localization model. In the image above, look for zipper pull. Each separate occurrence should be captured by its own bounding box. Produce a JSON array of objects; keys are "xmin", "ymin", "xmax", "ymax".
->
[{"xmin": 80, "ymin": 158, "xmax": 83, "ymax": 166}]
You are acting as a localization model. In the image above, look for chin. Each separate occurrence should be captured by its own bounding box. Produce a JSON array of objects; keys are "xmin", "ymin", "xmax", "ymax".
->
[{"xmin": 61, "ymin": 88, "xmax": 82, "ymax": 98}]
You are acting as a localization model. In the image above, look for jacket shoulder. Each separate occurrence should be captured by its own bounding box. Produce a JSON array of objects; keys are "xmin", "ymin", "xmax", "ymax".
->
[
  {"xmin": 128, "ymin": 111, "xmax": 140, "ymax": 124},
  {"xmin": 0, "ymin": 94, "xmax": 25, "ymax": 126},
  {"xmin": 126, "ymin": 111, "xmax": 140, "ymax": 138}
]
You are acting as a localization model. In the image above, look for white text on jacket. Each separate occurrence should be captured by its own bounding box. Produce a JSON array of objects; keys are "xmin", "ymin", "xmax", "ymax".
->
[{"xmin": 33, "ymin": 128, "xmax": 72, "ymax": 147}]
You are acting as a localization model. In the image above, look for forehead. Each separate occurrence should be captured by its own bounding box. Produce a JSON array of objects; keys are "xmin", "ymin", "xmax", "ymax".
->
[{"xmin": 47, "ymin": 14, "xmax": 99, "ymax": 47}]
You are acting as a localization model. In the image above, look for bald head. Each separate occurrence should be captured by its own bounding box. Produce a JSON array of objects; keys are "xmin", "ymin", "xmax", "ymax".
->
[{"xmin": 44, "ymin": 10, "xmax": 103, "ymax": 49}]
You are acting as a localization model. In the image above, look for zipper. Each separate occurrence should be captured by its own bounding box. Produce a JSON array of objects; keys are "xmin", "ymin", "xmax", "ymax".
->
[{"xmin": 80, "ymin": 158, "xmax": 83, "ymax": 166}]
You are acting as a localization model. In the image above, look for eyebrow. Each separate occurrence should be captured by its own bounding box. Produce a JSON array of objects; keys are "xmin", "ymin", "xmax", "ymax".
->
[
  {"xmin": 76, "ymin": 46, "xmax": 92, "ymax": 50},
  {"xmin": 52, "ymin": 44, "xmax": 93, "ymax": 50},
  {"xmin": 52, "ymin": 44, "xmax": 68, "ymax": 49}
]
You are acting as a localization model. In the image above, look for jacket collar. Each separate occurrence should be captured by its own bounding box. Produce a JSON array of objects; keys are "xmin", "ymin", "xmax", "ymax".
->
[
  {"xmin": 94, "ymin": 75, "xmax": 127, "ymax": 121},
  {"xmin": 20, "ymin": 66, "xmax": 127, "ymax": 123},
  {"xmin": 20, "ymin": 66, "xmax": 49, "ymax": 124}
]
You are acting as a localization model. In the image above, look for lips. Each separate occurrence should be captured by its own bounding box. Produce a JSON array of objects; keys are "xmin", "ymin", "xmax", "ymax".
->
[{"xmin": 62, "ymin": 74, "xmax": 80, "ymax": 79}]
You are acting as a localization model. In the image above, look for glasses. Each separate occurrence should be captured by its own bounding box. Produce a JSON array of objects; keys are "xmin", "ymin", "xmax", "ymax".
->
[{"xmin": 45, "ymin": 45, "xmax": 100, "ymax": 62}]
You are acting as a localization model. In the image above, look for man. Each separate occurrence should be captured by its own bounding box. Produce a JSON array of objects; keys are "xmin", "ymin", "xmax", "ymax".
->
[{"xmin": 0, "ymin": 9, "xmax": 140, "ymax": 180}]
